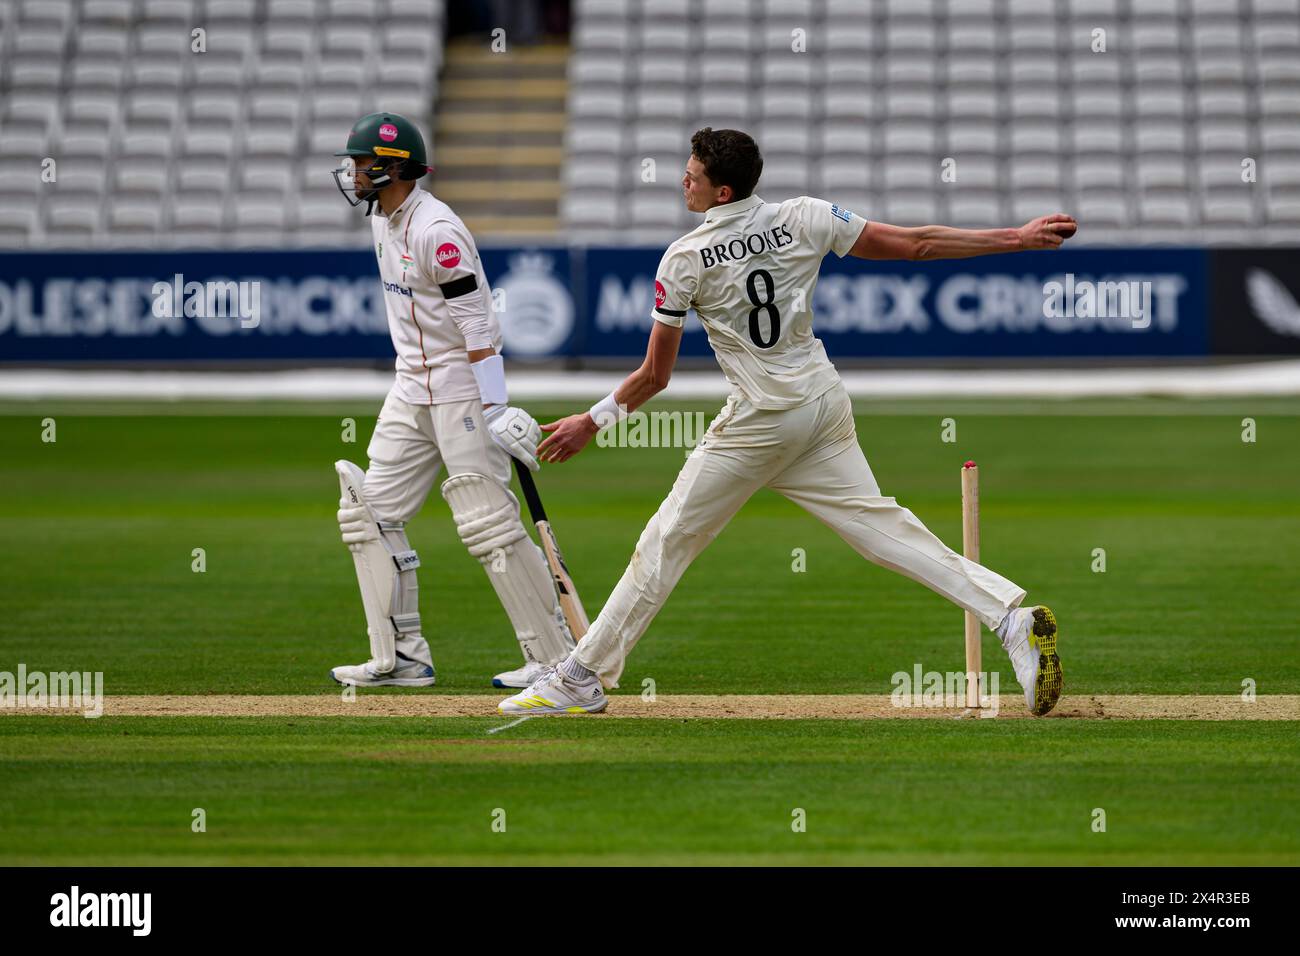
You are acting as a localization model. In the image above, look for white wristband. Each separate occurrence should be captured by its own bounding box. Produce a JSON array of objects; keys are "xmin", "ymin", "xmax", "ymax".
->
[
  {"xmin": 470, "ymin": 354, "xmax": 508, "ymax": 406},
  {"xmin": 588, "ymin": 391, "xmax": 629, "ymax": 429}
]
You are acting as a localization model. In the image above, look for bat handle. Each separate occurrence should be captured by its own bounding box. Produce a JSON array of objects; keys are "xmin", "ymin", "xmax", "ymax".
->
[{"xmin": 512, "ymin": 457, "xmax": 548, "ymax": 524}]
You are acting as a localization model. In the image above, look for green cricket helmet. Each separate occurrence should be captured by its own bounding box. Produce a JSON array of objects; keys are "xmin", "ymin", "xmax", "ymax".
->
[{"xmin": 332, "ymin": 111, "xmax": 432, "ymax": 214}]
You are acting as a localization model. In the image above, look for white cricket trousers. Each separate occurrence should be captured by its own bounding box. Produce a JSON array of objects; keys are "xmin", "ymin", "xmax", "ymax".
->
[
  {"xmin": 575, "ymin": 382, "xmax": 1026, "ymax": 687},
  {"xmin": 362, "ymin": 386, "xmax": 510, "ymax": 522}
]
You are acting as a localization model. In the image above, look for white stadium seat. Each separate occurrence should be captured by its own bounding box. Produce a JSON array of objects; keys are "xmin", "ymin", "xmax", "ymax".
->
[
  {"xmin": 566, "ymin": 157, "xmax": 622, "ymax": 190},
  {"xmin": 1076, "ymin": 192, "xmax": 1131, "ymax": 227},
  {"xmin": 18, "ymin": 0, "xmax": 74, "ymax": 29},
  {"xmin": 562, "ymin": 192, "xmax": 619, "ymax": 230},
  {"xmin": 762, "ymin": 57, "xmax": 813, "ymax": 86},
  {"xmin": 761, "ymin": 159, "xmax": 811, "ymax": 198},
  {"xmin": 820, "ymin": 124, "xmax": 872, "ymax": 157},
  {"xmin": 568, "ymin": 121, "xmax": 624, "ymax": 155},
  {"xmin": 46, "ymin": 198, "xmax": 102, "ymax": 237},
  {"xmin": 947, "ymin": 0, "xmax": 997, "ymax": 19},
  {"xmin": 571, "ymin": 53, "xmax": 627, "ymax": 86},
  {"xmin": 1138, "ymin": 157, "xmax": 1191, "ymax": 191},
  {"xmin": 0, "ymin": 197, "xmax": 41, "ymax": 239},
  {"xmin": 760, "ymin": 121, "xmax": 814, "ymax": 156},
  {"xmin": 888, "ymin": 91, "xmax": 939, "ymax": 121},
  {"xmin": 628, "ymin": 190, "xmax": 688, "ymax": 228},
  {"xmin": 820, "ymin": 159, "xmax": 871, "ymax": 193},
  {"xmin": 296, "ymin": 199, "xmax": 352, "ymax": 231},
  {"xmin": 698, "ymin": 53, "xmax": 751, "ymax": 87},
  {"xmin": 762, "ymin": 0, "xmax": 813, "ymax": 17},
  {"xmin": 170, "ymin": 198, "xmax": 227, "ymax": 230},
  {"xmin": 703, "ymin": 21, "xmax": 754, "ymax": 53},
  {"xmin": 883, "ymin": 157, "xmax": 936, "ymax": 191},
  {"xmin": 572, "ymin": 89, "xmax": 625, "ymax": 120},
  {"xmin": 644, "ymin": 0, "xmax": 692, "ymax": 18},
  {"xmin": 1009, "ymin": 123, "xmax": 1062, "ymax": 155},
  {"xmin": 964, "ymin": 157, "xmax": 1005, "ymax": 190},
  {"xmin": 946, "ymin": 120, "xmax": 998, "ymax": 155},
  {"xmin": 1136, "ymin": 122, "xmax": 1188, "ymax": 154},
  {"xmin": 208, "ymin": 0, "xmax": 258, "ymax": 21},
  {"xmin": 61, "ymin": 133, "xmax": 113, "ymax": 161},
  {"xmin": 885, "ymin": 123, "xmax": 938, "ymax": 155},
  {"xmin": 109, "ymin": 198, "xmax": 163, "ymax": 233},
  {"xmin": 636, "ymin": 88, "xmax": 688, "ymax": 120},
  {"xmin": 633, "ymin": 121, "xmax": 687, "ymax": 155},
  {"xmin": 948, "ymin": 193, "xmax": 1004, "ymax": 227},
  {"xmin": 574, "ymin": 21, "xmax": 630, "ymax": 53},
  {"xmin": 577, "ymin": 0, "xmax": 632, "ymax": 19},
  {"xmin": 119, "ymin": 131, "xmax": 175, "ymax": 161},
  {"xmin": 703, "ymin": 0, "xmax": 753, "ymax": 20},
  {"xmin": 176, "ymin": 160, "xmax": 232, "ymax": 194},
  {"xmin": 885, "ymin": 193, "xmax": 938, "ymax": 224},
  {"xmin": 80, "ymin": 0, "xmax": 133, "ymax": 22},
  {"xmin": 1140, "ymin": 195, "xmax": 1194, "ymax": 226},
  {"xmin": 234, "ymin": 196, "xmax": 288, "ymax": 231},
  {"xmin": 136, "ymin": 2, "xmax": 193, "ymax": 30}
]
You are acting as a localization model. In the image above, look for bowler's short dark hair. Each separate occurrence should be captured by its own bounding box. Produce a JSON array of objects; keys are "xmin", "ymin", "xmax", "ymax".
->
[{"xmin": 690, "ymin": 128, "xmax": 763, "ymax": 201}]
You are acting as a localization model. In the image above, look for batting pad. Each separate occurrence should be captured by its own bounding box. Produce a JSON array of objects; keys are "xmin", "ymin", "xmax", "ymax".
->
[
  {"xmin": 336, "ymin": 459, "xmax": 423, "ymax": 673},
  {"xmin": 441, "ymin": 472, "xmax": 574, "ymax": 665}
]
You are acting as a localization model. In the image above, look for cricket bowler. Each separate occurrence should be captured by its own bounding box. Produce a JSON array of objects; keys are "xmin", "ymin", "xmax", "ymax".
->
[
  {"xmin": 500, "ymin": 128, "xmax": 1075, "ymax": 716},
  {"xmin": 328, "ymin": 111, "xmax": 574, "ymax": 689}
]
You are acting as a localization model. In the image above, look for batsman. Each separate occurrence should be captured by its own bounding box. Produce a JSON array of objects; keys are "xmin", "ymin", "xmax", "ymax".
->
[{"xmin": 328, "ymin": 112, "xmax": 575, "ymax": 689}]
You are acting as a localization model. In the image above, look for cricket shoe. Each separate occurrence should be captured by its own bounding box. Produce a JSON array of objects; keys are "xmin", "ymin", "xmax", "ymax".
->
[
  {"xmin": 330, "ymin": 655, "xmax": 436, "ymax": 688},
  {"xmin": 498, "ymin": 665, "xmax": 607, "ymax": 715},
  {"xmin": 998, "ymin": 605, "xmax": 1062, "ymax": 716},
  {"xmin": 492, "ymin": 660, "xmax": 551, "ymax": 689}
]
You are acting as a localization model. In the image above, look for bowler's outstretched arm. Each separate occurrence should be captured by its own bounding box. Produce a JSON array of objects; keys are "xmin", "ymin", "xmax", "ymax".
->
[
  {"xmin": 537, "ymin": 320, "xmax": 685, "ymax": 463},
  {"xmin": 849, "ymin": 213, "xmax": 1078, "ymax": 261}
]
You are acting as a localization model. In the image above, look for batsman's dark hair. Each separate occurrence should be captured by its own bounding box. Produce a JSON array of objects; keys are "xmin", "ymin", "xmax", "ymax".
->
[{"xmin": 690, "ymin": 127, "xmax": 763, "ymax": 201}]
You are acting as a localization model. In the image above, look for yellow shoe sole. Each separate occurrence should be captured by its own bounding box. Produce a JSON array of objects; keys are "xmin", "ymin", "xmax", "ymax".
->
[
  {"xmin": 1030, "ymin": 606, "xmax": 1063, "ymax": 716},
  {"xmin": 499, "ymin": 697, "xmax": 607, "ymax": 715}
]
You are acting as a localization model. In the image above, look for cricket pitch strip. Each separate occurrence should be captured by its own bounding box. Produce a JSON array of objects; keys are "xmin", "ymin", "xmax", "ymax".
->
[{"xmin": 3, "ymin": 695, "xmax": 1297, "ymax": 720}]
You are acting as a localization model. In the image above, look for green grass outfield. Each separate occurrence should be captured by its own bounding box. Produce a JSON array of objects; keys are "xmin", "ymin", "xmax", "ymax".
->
[
  {"xmin": 1, "ymin": 397, "xmax": 1296, "ymax": 695},
  {"xmin": 1, "ymin": 397, "xmax": 1297, "ymax": 864},
  {"xmin": 2, "ymin": 717, "xmax": 1297, "ymax": 866}
]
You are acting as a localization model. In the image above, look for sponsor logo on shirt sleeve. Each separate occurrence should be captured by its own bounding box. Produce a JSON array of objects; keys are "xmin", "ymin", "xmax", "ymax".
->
[
  {"xmin": 436, "ymin": 242, "xmax": 462, "ymax": 269},
  {"xmin": 655, "ymin": 280, "xmax": 667, "ymax": 308}
]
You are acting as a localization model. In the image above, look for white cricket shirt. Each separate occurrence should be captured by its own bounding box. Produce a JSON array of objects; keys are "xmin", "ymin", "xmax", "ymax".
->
[
  {"xmin": 371, "ymin": 183, "xmax": 500, "ymax": 405},
  {"xmin": 651, "ymin": 194, "xmax": 867, "ymax": 409}
]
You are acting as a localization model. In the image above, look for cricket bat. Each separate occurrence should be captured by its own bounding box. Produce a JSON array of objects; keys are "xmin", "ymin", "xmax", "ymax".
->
[{"xmin": 512, "ymin": 459, "xmax": 590, "ymax": 640}]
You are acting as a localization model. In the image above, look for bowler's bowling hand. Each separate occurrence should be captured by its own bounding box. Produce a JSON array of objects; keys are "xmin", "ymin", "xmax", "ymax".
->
[
  {"xmin": 538, "ymin": 413, "xmax": 600, "ymax": 464},
  {"xmin": 1019, "ymin": 214, "xmax": 1077, "ymax": 250}
]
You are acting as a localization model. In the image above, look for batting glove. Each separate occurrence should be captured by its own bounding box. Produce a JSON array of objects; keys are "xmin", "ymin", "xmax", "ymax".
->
[{"xmin": 484, "ymin": 405, "xmax": 543, "ymax": 471}]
